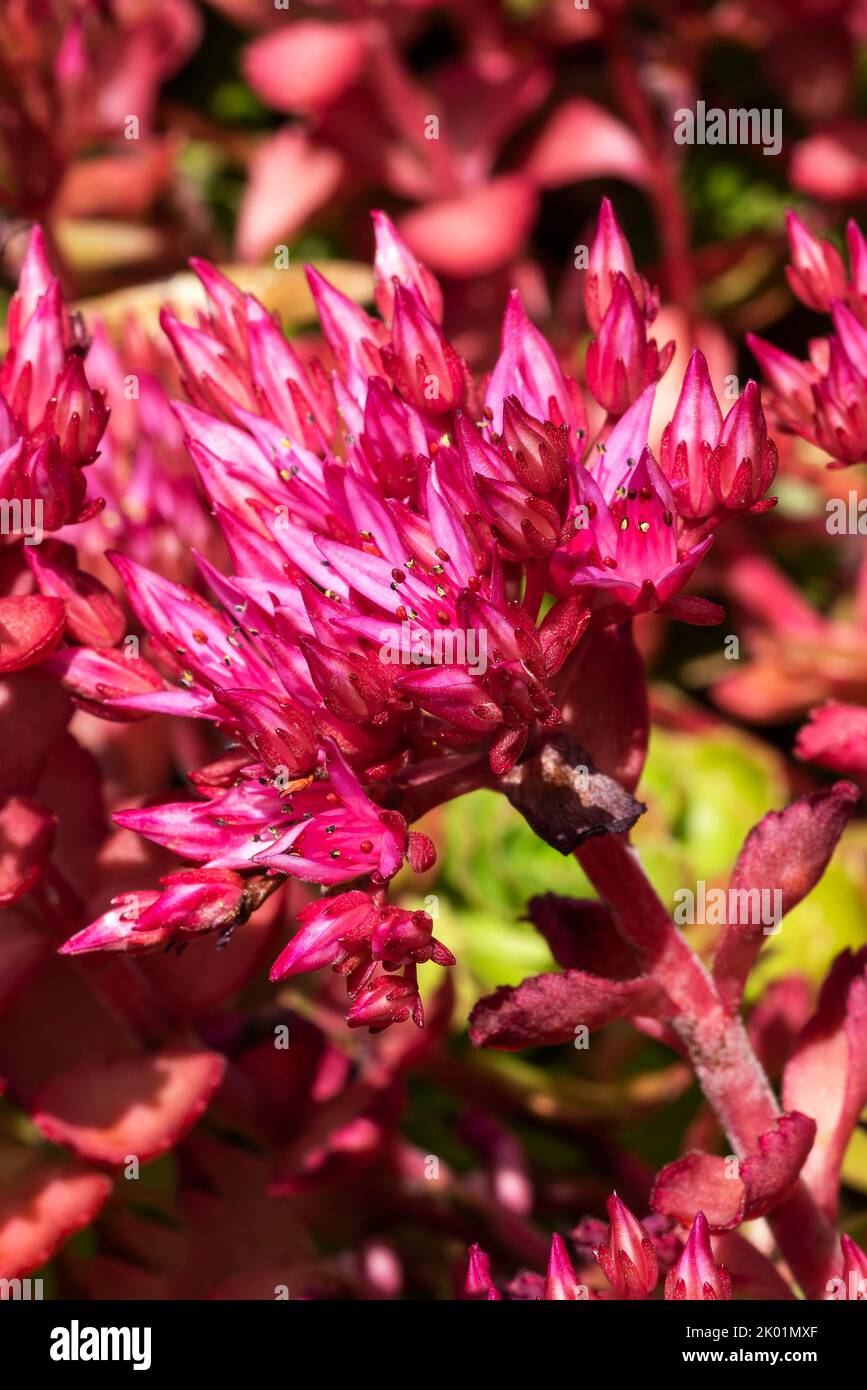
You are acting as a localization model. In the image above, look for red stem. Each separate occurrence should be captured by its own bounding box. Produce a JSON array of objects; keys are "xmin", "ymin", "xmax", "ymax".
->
[
  {"xmin": 605, "ymin": 22, "xmax": 696, "ymax": 315},
  {"xmin": 576, "ymin": 833, "xmax": 839, "ymax": 1298}
]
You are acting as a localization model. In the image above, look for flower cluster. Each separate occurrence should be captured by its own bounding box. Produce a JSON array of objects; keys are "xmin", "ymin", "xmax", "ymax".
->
[
  {"xmin": 465, "ymin": 1200, "xmax": 729, "ymax": 1302},
  {"xmin": 749, "ymin": 211, "xmax": 867, "ymax": 466},
  {"xmin": 53, "ymin": 202, "xmax": 778, "ymax": 1033}
]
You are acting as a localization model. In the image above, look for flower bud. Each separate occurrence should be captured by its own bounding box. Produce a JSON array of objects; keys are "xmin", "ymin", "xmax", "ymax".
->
[
  {"xmin": 44, "ymin": 356, "xmax": 109, "ymax": 466},
  {"xmin": 584, "ymin": 197, "xmax": 656, "ymax": 334},
  {"xmin": 386, "ymin": 286, "xmax": 466, "ymax": 415},
  {"xmin": 710, "ymin": 381, "xmax": 777, "ymax": 508},
  {"xmin": 659, "ymin": 350, "xmax": 722, "ymax": 519},
  {"xmin": 215, "ymin": 688, "xmax": 317, "ymax": 778},
  {"xmin": 501, "ymin": 394, "xmax": 568, "ymax": 494},
  {"xmin": 786, "ymin": 210, "xmax": 847, "ymax": 313},
  {"xmin": 593, "ymin": 1193, "xmax": 658, "ymax": 1297},
  {"xmin": 345, "ymin": 968, "xmax": 423, "ymax": 1031},
  {"xmin": 664, "ymin": 1213, "xmax": 732, "ymax": 1300},
  {"xmin": 545, "ymin": 1233, "xmax": 586, "ymax": 1301}
]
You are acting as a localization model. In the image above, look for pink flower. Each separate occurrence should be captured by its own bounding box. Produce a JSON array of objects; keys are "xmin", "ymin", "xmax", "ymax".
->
[
  {"xmin": 664, "ymin": 1213, "xmax": 732, "ymax": 1301},
  {"xmin": 584, "ymin": 197, "xmax": 657, "ymax": 335},
  {"xmin": 838, "ymin": 1234, "xmax": 867, "ymax": 1300},
  {"xmin": 785, "ymin": 211, "xmax": 847, "ymax": 313},
  {"xmin": 593, "ymin": 1193, "xmax": 659, "ymax": 1298},
  {"xmin": 710, "ymin": 381, "xmax": 778, "ymax": 511},
  {"xmin": 269, "ymin": 888, "xmax": 453, "ymax": 986},
  {"xmin": 585, "ymin": 274, "xmax": 674, "ymax": 416},
  {"xmin": 557, "ymin": 448, "xmax": 719, "ymax": 623},
  {"xmin": 659, "ymin": 349, "xmax": 723, "ymax": 519},
  {"xmin": 53, "ymin": 203, "xmax": 769, "ymax": 1031}
]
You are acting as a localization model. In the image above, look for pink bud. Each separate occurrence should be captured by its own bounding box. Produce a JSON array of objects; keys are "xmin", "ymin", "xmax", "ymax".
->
[
  {"xmin": 664, "ymin": 1212, "xmax": 732, "ymax": 1301},
  {"xmin": 42, "ymin": 646, "xmax": 165, "ymax": 718},
  {"xmin": 785, "ymin": 210, "xmax": 847, "ymax": 313},
  {"xmin": 473, "ymin": 473, "xmax": 561, "ymax": 559},
  {"xmin": 746, "ymin": 333, "xmax": 816, "ymax": 431},
  {"xmin": 545, "ymin": 1233, "xmax": 586, "ymax": 1300},
  {"xmin": 43, "ymin": 355, "xmax": 109, "ymax": 467},
  {"xmin": 831, "ymin": 299, "xmax": 867, "ymax": 377},
  {"xmin": 486, "ymin": 290, "xmax": 587, "ymax": 448},
  {"xmin": 269, "ymin": 890, "xmax": 375, "ymax": 981},
  {"xmin": 593, "ymin": 1193, "xmax": 659, "ymax": 1297},
  {"xmin": 811, "ymin": 341, "xmax": 867, "ymax": 464},
  {"xmin": 659, "ymin": 350, "xmax": 722, "ymax": 518},
  {"xmin": 711, "ymin": 381, "xmax": 777, "ymax": 507},
  {"xmin": 501, "ymin": 394, "xmax": 568, "ymax": 494},
  {"xmin": 6, "ymin": 227, "xmax": 56, "ymax": 348},
  {"xmin": 26, "ymin": 437, "xmax": 74, "ymax": 531},
  {"xmin": 464, "ymin": 1244, "xmax": 502, "ymax": 1300},
  {"xmin": 159, "ymin": 308, "xmax": 253, "ymax": 416},
  {"xmin": 584, "ymin": 198, "xmax": 656, "ymax": 334},
  {"xmin": 59, "ymin": 893, "xmax": 169, "ymax": 955},
  {"xmin": 369, "ymin": 906, "xmax": 442, "ymax": 964},
  {"xmin": 1, "ymin": 280, "xmax": 65, "ymax": 431},
  {"xmin": 345, "ymin": 968, "xmax": 423, "ymax": 1031},
  {"xmin": 846, "ymin": 219, "xmax": 867, "ymax": 324},
  {"xmin": 585, "ymin": 275, "xmax": 672, "ymax": 416},
  {"xmin": 361, "ymin": 377, "xmax": 432, "ymax": 497},
  {"xmin": 299, "ymin": 636, "xmax": 389, "ymax": 724},
  {"xmin": 840, "ymin": 1234, "xmax": 867, "ymax": 1300},
  {"xmin": 190, "ymin": 257, "xmax": 249, "ymax": 359},
  {"xmin": 136, "ymin": 868, "xmax": 248, "ymax": 936},
  {"xmin": 215, "ymin": 687, "xmax": 317, "ymax": 778},
  {"xmin": 386, "ymin": 286, "xmax": 466, "ymax": 415},
  {"xmin": 372, "ymin": 210, "xmax": 443, "ymax": 324},
  {"xmin": 26, "ymin": 541, "xmax": 125, "ymax": 647}
]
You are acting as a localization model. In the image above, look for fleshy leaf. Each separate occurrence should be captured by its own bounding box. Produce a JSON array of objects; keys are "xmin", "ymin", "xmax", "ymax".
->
[
  {"xmin": 32, "ymin": 1046, "xmax": 226, "ymax": 1164},
  {"xmin": 713, "ymin": 783, "xmax": 859, "ymax": 1009},
  {"xmin": 782, "ymin": 947, "xmax": 867, "ymax": 1218},
  {"xmin": 469, "ymin": 967, "xmax": 668, "ymax": 1050}
]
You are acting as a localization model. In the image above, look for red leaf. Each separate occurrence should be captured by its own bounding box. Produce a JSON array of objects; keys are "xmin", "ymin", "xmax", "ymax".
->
[
  {"xmin": 651, "ymin": 1151, "xmax": 745, "ymax": 1231},
  {"xmin": 651, "ymin": 1113, "xmax": 815, "ymax": 1231},
  {"xmin": 469, "ymin": 968, "xmax": 668, "ymax": 1050},
  {"xmin": 522, "ymin": 98, "xmax": 650, "ymax": 189},
  {"xmin": 783, "ymin": 947, "xmax": 867, "ymax": 1218},
  {"xmin": 713, "ymin": 783, "xmax": 859, "ymax": 1009},
  {"xmin": 0, "ymin": 671, "xmax": 70, "ymax": 795},
  {"xmin": 0, "ymin": 595, "xmax": 65, "ymax": 673},
  {"xmin": 242, "ymin": 21, "xmax": 367, "ymax": 114},
  {"xmin": 398, "ymin": 177, "xmax": 538, "ymax": 278},
  {"xmin": 31, "ymin": 1046, "xmax": 226, "ymax": 1164},
  {"xmin": 554, "ymin": 622, "xmax": 649, "ymax": 793},
  {"xmin": 0, "ymin": 795, "xmax": 56, "ymax": 905},
  {"xmin": 0, "ymin": 1142, "xmax": 112, "ymax": 1280},
  {"xmin": 525, "ymin": 893, "xmax": 642, "ymax": 978},
  {"xmin": 739, "ymin": 1112, "xmax": 816, "ymax": 1219}
]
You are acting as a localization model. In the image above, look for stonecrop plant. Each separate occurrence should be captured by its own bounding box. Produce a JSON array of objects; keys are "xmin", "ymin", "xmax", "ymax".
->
[{"xmin": 3, "ymin": 182, "xmax": 865, "ymax": 1302}]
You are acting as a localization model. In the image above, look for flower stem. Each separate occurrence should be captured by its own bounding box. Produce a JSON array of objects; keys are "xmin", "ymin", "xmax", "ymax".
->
[{"xmin": 575, "ymin": 832, "xmax": 839, "ymax": 1298}]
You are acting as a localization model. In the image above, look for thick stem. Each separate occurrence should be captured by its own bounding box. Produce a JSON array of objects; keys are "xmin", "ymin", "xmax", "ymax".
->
[
  {"xmin": 605, "ymin": 22, "xmax": 696, "ymax": 314},
  {"xmin": 576, "ymin": 833, "xmax": 839, "ymax": 1298}
]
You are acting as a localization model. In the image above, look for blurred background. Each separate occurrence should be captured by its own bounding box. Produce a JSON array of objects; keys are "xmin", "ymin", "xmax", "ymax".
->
[{"xmin": 2, "ymin": 0, "xmax": 867, "ymax": 1299}]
